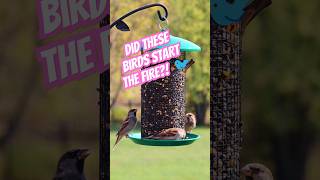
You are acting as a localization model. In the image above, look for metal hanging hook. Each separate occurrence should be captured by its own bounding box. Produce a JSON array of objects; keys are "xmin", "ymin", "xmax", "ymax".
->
[
  {"xmin": 156, "ymin": 5, "xmax": 168, "ymax": 21},
  {"xmin": 158, "ymin": 17, "xmax": 169, "ymax": 31},
  {"xmin": 108, "ymin": 3, "xmax": 169, "ymax": 29}
]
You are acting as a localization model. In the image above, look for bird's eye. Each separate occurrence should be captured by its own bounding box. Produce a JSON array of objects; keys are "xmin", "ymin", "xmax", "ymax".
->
[{"xmin": 226, "ymin": 0, "xmax": 235, "ymax": 4}]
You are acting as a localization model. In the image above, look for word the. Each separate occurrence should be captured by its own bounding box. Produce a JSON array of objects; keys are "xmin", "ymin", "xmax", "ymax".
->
[
  {"xmin": 37, "ymin": 0, "xmax": 108, "ymax": 38},
  {"xmin": 122, "ymin": 43, "xmax": 180, "ymax": 74},
  {"xmin": 122, "ymin": 62, "xmax": 170, "ymax": 89},
  {"xmin": 124, "ymin": 30, "xmax": 170, "ymax": 57},
  {"xmin": 37, "ymin": 28, "xmax": 109, "ymax": 88}
]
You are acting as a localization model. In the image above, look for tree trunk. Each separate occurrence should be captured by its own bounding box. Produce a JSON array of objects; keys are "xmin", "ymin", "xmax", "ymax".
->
[
  {"xmin": 3, "ymin": 146, "xmax": 14, "ymax": 180},
  {"xmin": 273, "ymin": 132, "xmax": 312, "ymax": 180},
  {"xmin": 194, "ymin": 102, "xmax": 208, "ymax": 126},
  {"xmin": 210, "ymin": 0, "xmax": 271, "ymax": 179},
  {"xmin": 271, "ymin": 93, "xmax": 314, "ymax": 180}
]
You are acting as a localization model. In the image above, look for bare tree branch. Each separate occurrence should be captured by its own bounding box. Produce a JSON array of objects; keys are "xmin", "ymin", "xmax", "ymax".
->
[
  {"xmin": 0, "ymin": 61, "xmax": 39, "ymax": 149},
  {"xmin": 241, "ymin": 0, "xmax": 272, "ymax": 31}
]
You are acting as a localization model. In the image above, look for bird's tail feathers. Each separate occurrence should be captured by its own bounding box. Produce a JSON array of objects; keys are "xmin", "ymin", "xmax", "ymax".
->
[{"xmin": 113, "ymin": 135, "xmax": 123, "ymax": 151}]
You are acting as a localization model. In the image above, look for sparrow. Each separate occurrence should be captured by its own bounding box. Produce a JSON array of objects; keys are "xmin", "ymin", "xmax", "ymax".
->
[
  {"xmin": 241, "ymin": 163, "xmax": 273, "ymax": 180},
  {"xmin": 113, "ymin": 109, "xmax": 138, "ymax": 150},
  {"xmin": 53, "ymin": 149, "xmax": 90, "ymax": 180},
  {"xmin": 185, "ymin": 113, "xmax": 197, "ymax": 133},
  {"xmin": 146, "ymin": 128, "xmax": 186, "ymax": 140}
]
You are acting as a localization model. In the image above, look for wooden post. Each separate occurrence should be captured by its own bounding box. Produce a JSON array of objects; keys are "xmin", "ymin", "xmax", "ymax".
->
[
  {"xmin": 99, "ymin": 15, "xmax": 110, "ymax": 180},
  {"xmin": 210, "ymin": 0, "xmax": 271, "ymax": 179}
]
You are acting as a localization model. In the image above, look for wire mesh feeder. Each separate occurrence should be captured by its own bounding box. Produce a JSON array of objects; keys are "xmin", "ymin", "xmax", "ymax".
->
[
  {"xmin": 211, "ymin": 22, "xmax": 242, "ymax": 179},
  {"xmin": 128, "ymin": 35, "xmax": 201, "ymax": 146},
  {"xmin": 210, "ymin": 0, "xmax": 272, "ymax": 178}
]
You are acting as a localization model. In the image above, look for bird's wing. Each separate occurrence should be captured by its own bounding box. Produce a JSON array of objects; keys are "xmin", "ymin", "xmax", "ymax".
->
[
  {"xmin": 157, "ymin": 128, "xmax": 179, "ymax": 137},
  {"xmin": 116, "ymin": 118, "xmax": 129, "ymax": 136},
  {"xmin": 126, "ymin": 117, "xmax": 137, "ymax": 131}
]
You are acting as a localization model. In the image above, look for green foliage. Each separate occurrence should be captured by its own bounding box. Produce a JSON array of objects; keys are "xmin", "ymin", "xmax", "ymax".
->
[
  {"xmin": 111, "ymin": 106, "xmax": 128, "ymax": 122},
  {"xmin": 170, "ymin": 1, "xmax": 210, "ymax": 105},
  {"xmin": 242, "ymin": 0, "xmax": 320, "ymax": 135}
]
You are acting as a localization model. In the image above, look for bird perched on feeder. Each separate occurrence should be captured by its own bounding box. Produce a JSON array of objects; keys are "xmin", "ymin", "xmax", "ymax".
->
[
  {"xmin": 185, "ymin": 112, "xmax": 196, "ymax": 133},
  {"xmin": 146, "ymin": 128, "xmax": 186, "ymax": 140},
  {"xmin": 241, "ymin": 163, "xmax": 273, "ymax": 180},
  {"xmin": 113, "ymin": 109, "xmax": 138, "ymax": 150},
  {"xmin": 53, "ymin": 149, "xmax": 90, "ymax": 180}
]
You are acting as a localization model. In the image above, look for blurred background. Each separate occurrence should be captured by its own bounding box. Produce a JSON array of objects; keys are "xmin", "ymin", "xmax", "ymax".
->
[
  {"xmin": 0, "ymin": 0, "xmax": 319, "ymax": 180},
  {"xmin": 0, "ymin": 1, "xmax": 101, "ymax": 180},
  {"xmin": 242, "ymin": 1, "xmax": 320, "ymax": 180}
]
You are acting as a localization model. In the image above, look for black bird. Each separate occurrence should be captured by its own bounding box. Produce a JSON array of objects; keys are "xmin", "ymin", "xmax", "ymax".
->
[{"xmin": 53, "ymin": 149, "xmax": 90, "ymax": 180}]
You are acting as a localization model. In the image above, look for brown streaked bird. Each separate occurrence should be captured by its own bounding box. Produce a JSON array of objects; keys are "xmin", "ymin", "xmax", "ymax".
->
[
  {"xmin": 113, "ymin": 109, "xmax": 138, "ymax": 150},
  {"xmin": 146, "ymin": 128, "xmax": 186, "ymax": 140},
  {"xmin": 185, "ymin": 112, "xmax": 196, "ymax": 133},
  {"xmin": 241, "ymin": 163, "xmax": 273, "ymax": 180}
]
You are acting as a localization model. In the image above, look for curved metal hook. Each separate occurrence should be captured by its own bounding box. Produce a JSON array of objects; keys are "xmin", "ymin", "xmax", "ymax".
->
[
  {"xmin": 108, "ymin": 3, "xmax": 168, "ymax": 29},
  {"xmin": 156, "ymin": 4, "xmax": 168, "ymax": 21}
]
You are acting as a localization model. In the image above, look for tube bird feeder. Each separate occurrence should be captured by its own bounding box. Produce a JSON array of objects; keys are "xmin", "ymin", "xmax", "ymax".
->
[
  {"xmin": 141, "ymin": 35, "xmax": 201, "ymax": 138},
  {"xmin": 210, "ymin": 0, "xmax": 271, "ymax": 179},
  {"xmin": 128, "ymin": 35, "xmax": 201, "ymax": 146}
]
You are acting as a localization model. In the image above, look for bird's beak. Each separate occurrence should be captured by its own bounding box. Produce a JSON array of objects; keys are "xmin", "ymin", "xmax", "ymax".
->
[{"xmin": 78, "ymin": 149, "xmax": 90, "ymax": 160}]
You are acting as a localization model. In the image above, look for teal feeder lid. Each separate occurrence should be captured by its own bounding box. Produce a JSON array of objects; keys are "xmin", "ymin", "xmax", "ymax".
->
[
  {"xmin": 128, "ymin": 133, "xmax": 200, "ymax": 146},
  {"xmin": 157, "ymin": 35, "xmax": 201, "ymax": 52}
]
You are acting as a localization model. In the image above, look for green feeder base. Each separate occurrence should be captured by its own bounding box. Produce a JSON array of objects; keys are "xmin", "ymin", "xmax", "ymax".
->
[{"xmin": 128, "ymin": 133, "xmax": 200, "ymax": 146}]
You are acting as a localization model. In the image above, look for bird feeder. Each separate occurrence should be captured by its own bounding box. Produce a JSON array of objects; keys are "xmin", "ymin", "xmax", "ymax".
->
[
  {"xmin": 210, "ymin": 0, "xmax": 271, "ymax": 179},
  {"xmin": 128, "ymin": 35, "xmax": 201, "ymax": 146},
  {"xmin": 141, "ymin": 35, "xmax": 200, "ymax": 136}
]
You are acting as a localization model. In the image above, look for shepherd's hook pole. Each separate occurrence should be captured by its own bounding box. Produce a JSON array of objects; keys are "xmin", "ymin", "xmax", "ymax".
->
[{"xmin": 98, "ymin": 3, "xmax": 168, "ymax": 180}]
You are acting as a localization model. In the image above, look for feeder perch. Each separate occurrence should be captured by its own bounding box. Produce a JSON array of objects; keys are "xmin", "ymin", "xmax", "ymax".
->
[
  {"xmin": 128, "ymin": 133, "xmax": 200, "ymax": 146},
  {"xmin": 128, "ymin": 35, "xmax": 201, "ymax": 146}
]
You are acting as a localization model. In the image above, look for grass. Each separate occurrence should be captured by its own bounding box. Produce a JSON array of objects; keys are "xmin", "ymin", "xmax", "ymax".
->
[{"xmin": 110, "ymin": 127, "xmax": 210, "ymax": 180}]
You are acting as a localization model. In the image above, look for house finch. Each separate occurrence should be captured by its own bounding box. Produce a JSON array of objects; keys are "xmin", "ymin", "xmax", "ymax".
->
[
  {"xmin": 241, "ymin": 163, "xmax": 273, "ymax": 180},
  {"xmin": 53, "ymin": 149, "xmax": 90, "ymax": 180},
  {"xmin": 146, "ymin": 128, "xmax": 186, "ymax": 140},
  {"xmin": 113, "ymin": 109, "xmax": 137, "ymax": 150},
  {"xmin": 185, "ymin": 112, "xmax": 196, "ymax": 133}
]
